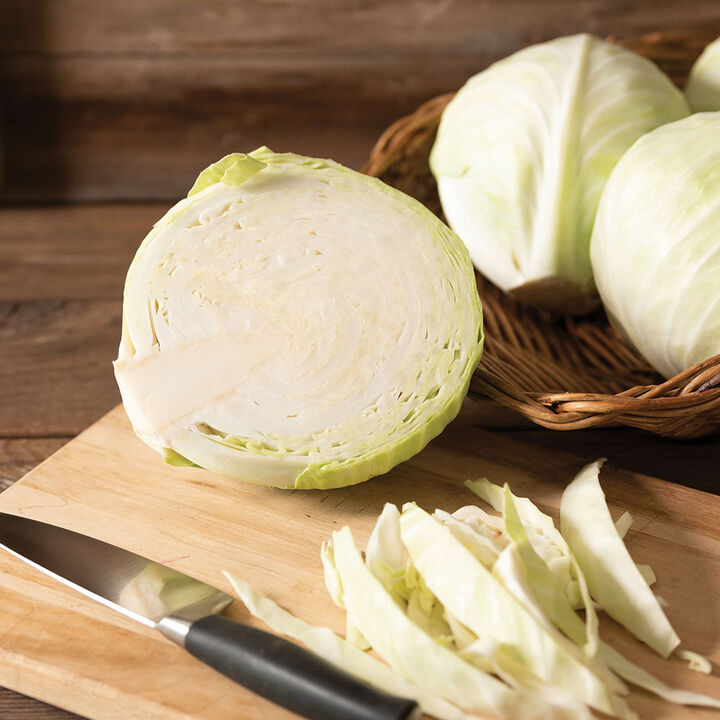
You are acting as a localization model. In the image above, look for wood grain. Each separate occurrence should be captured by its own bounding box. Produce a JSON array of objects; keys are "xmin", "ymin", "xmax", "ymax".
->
[
  {"xmin": 2, "ymin": 0, "xmax": 719, "ymax": 55},
  {"xmin": 0, "ymin": 56, "xmax": 482, "ymax": 201},
  {"xmin": 1, "ymin": 1, "xmax": 719, "ymax": 201},
  {"xmin": 0, "ymin": 692, "xmax": 78, "ymax": 720},
  {"xmin": 0, "ymin": 204, "xmax": 167, "ymax": 302},
  {"xmin": 0, "ymin": 300, "xmax": 121, "ymax": 436},
  {"xmin": 0, "ymin": 439, "xmax": 68, "ymax": 491},
  {"xmin": 0, "ymin": 404, "xmax": 718, "ymax": 719}
]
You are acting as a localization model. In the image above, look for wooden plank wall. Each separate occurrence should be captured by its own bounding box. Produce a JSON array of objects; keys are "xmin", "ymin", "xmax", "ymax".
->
[{"xmin": 1, "ymin": 0, "xmax": 720, "ymax": 202}]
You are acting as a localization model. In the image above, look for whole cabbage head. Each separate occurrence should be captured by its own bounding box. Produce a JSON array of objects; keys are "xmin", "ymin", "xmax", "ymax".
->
[
  {"xmin": 430, "ymin": 34, "xmax": 689, "ymax": 313},
  {"xmin": 590, "ymin": 113, "xmax": 720, "ymax": 378},
  {"xmin": 686, "ymin": 36, "xmax": 720, "ymax": 112}
]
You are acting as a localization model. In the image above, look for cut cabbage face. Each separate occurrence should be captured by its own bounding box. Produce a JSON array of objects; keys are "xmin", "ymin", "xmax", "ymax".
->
[
  {"xmin": 430, "ymin": 34, "xmax": 688, "ymax": 313},
  {"xmin": 114, "ymin": 148, "xmax": 483, "ymax": 488},
  {"xmin": 686, "ymin": 37, "xmax": 720, "ymax": 111},
  {"xmin": 590, "ymin": 113, "xmax": 720, "ymax": 378}
]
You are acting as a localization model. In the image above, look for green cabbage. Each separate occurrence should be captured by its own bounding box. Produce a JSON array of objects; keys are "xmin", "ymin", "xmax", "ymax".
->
[
  {"xmin": 114, "ymin": 148, "xmax": 483, "ymax": 488},
  {"xmin": 430, "ymin": 34, "xmax": 688, "ymax": 312},
  {"xmin": 590, "ymin": 113, "xmax": 720, "ymax": 378},
  {"xmin": 686, "ymin": 37, "xmax": 720, "ymax": 111}
]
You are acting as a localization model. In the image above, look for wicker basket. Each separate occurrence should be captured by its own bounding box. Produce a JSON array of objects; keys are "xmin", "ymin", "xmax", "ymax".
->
[{"xmin": 365, "ymin": 31, "xmax": 720, "ymax": 439}]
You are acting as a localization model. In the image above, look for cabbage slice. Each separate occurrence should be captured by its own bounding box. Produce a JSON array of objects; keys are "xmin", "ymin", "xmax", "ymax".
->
[
  {"xmin": 330, "ymin": 526, "xmax": 574, "ymax": 720},
  {"xmin": 589, "ymin": 113, "xmax": 720, "ymax": 378},
  {"xmin": 114, "ymin": 147, "xmax": 483, "ymax": 488},
  {"xmin": 399, "ymin": 503, "xmax": 634, "ymax": 718},
  {"xmin": 560, "ymin": 460, "xmax": 680, "ymax": 657},
  {"xmin": 465, "ymin": 478, "xmax": 590, "ymax": 614},
  {"xmin": 430, "ymin": 34, "xmax": 688, "ymax": 312},
  {"xmin": 686, "ymin": 36, "xmax": 720, "ymax": 111},
  {"xmin": 365, "ymin": 503, "xmax": 405, "ymax": 589},
  {"xmin": 678, "ymin": 650, "xmax": 712, "ymax": 675},
  {"xmin": 223, "ymin": 574, "xmax": 476, "ymax": 720},
  {"xmin": 468, "ymin": 477, "xmax": 720, "ymax": 708},
  {"xmin": 500, "ymin": 486, "xmax": 600, "ymax": 660}
]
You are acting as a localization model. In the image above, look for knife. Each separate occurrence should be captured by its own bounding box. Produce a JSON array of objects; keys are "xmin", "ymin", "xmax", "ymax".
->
[{"xmin": 0, "ymin": 512, "xmax": 420, "ymax": 720}]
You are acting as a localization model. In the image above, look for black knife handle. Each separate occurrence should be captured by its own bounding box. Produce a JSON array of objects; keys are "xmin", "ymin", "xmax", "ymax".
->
[{"xmin": 184, "ymin": 614, "xmax": 419, "ymax": 720}]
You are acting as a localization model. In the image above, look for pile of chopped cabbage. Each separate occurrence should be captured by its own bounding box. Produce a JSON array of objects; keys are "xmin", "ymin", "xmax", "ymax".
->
[
  {"xmin": 225, "ymin": 461, "xmax": 719, "ymax": 719},
  {"xmin": 686, "ymin": 36, "xmax": 720, "ymax": 112}
]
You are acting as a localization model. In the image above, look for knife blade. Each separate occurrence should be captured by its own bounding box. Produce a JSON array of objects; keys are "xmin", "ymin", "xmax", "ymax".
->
[{"xmin": 0, "ymin": 512, "xmax": 420, "ymax": 720}]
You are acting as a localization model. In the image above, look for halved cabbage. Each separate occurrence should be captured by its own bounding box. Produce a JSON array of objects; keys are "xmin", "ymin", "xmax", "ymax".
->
[
  {"xmin": 590, "ymin": 113, "xmax": 720, "ymax": 378},
  {"xmin": 114, "ymin": 148, "xmax": 483, "ymax": 488},
  {"xmin": 686, "ymin": 36, "xmax": 720, "ymax": 111},
  {"xmin": 430, "ymin": 34, "xmax": 688, "ymax": 312}
]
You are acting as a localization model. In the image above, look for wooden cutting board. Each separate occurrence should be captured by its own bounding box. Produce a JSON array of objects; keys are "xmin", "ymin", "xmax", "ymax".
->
[{"xmin": 0, "ymin": 404, "xmax": 718, "ymax": 720}]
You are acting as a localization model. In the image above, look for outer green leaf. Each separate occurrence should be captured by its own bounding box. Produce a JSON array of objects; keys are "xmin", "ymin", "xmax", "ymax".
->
[{"xmin": 187, "ymin": 153, "xmax": 267, "ymax": 196}]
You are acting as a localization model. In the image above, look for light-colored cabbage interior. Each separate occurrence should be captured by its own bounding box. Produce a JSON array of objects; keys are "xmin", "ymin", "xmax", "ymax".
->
[{"xmin": 114, "ymin": 149, "xmax": 482, "ymax": 488}]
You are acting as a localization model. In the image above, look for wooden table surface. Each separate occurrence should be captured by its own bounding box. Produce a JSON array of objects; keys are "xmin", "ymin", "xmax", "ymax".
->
[{"xmin": 2, "ymin": 1, "xmax": 720, "ymax": 718}]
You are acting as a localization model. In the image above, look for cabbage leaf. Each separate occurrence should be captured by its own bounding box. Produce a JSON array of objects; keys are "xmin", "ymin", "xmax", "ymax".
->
[
  {"xmin": 399, "ymin": 503, "xmax": 634, "ymax": 718},
  {"xmin": 560, "ymin": 460, "xmax": 680, "ymax": 657},
  {"xmin": 686, "ymin": 37, "xmax": 720, "ymax": 111}
]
